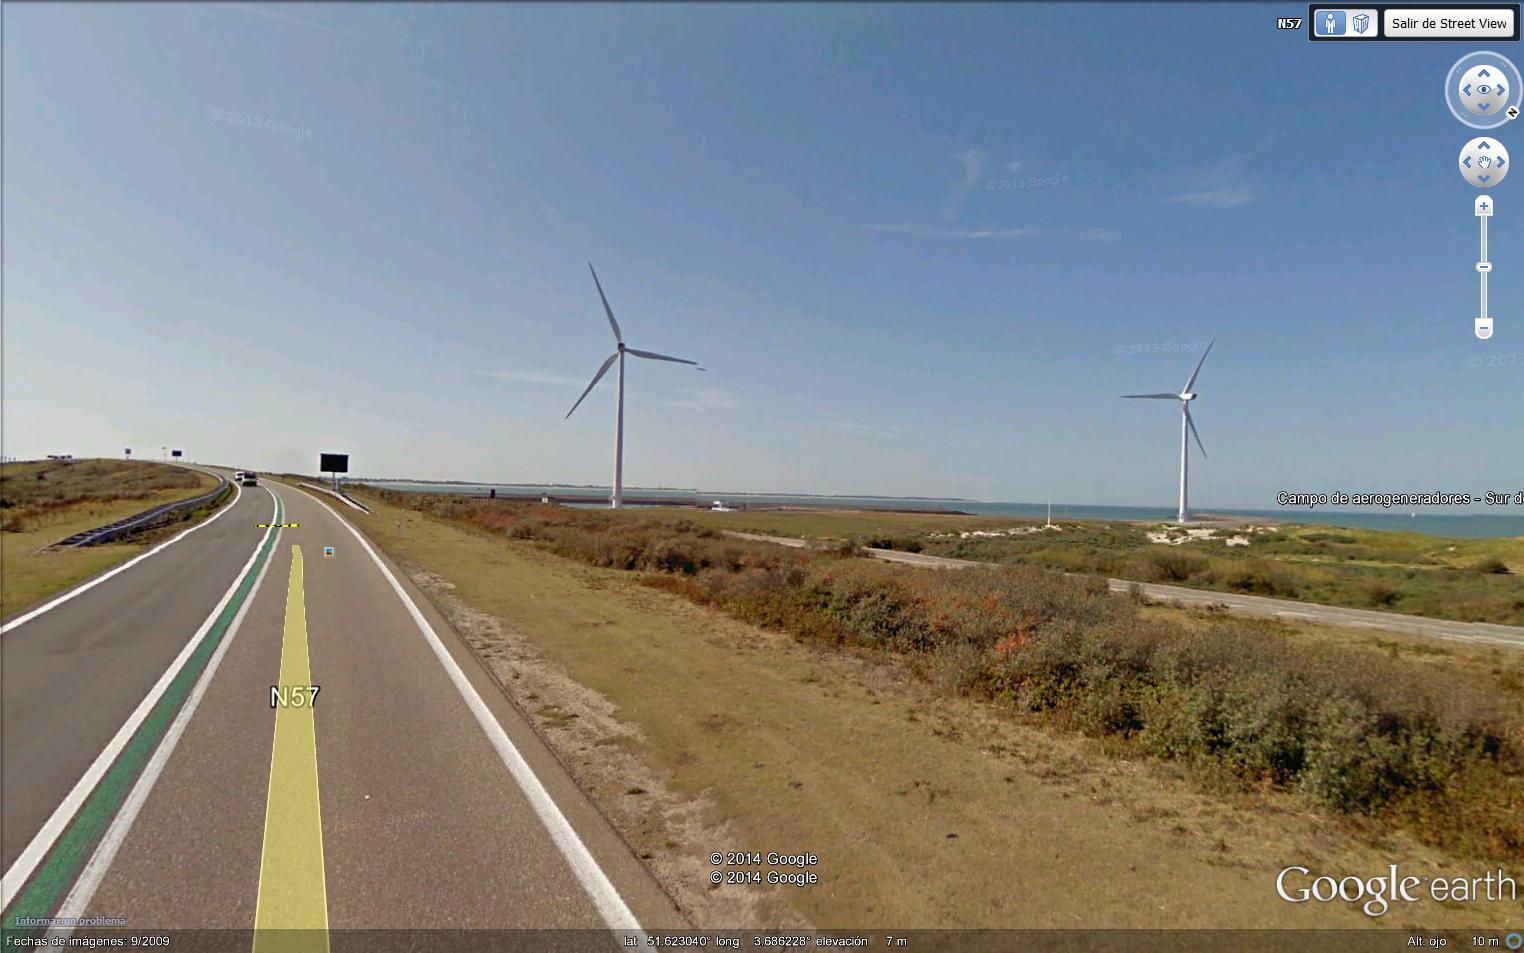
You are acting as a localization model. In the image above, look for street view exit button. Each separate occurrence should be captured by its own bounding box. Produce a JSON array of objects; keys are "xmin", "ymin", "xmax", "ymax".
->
[{"xmin": 1385, "ymin": 8, "xmax": 1516, "ymax": 37}]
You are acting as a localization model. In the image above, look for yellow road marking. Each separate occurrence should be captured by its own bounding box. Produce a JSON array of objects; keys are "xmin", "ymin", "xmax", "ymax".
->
[{"xmin": 253, "ymin": 545, "xmax": 329, "ymax": 953}]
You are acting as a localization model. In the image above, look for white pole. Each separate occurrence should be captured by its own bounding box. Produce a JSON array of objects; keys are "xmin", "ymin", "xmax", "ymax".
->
[
  {"xmin": 1178, "ymin": 403, "xmax": 1189, "ymax": 523},
  {"xmin": 612, "ymin": 350, "xmax": 625, "ymax": 509}
]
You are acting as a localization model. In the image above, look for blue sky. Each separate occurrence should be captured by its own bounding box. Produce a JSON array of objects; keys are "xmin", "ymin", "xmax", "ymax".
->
[{"xmin": 3, "ymin": 3, "xmax": 1518, "ymax": 507}]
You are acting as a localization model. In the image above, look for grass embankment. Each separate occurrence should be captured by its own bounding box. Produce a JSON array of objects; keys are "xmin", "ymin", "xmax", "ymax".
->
[
  {"xmin": 669, "ymin": 511, "xmax": 1524, "ymax": 626},
  {"xmin": 0, "ymin": 459, "xmax": 220, "ymax": 615},
  {"xmin": 368, "ymin": 491, "xmax": 1523, "ymax": 866},
  {"xmin": 343, "ymin": 490, "xmax": 1516, "ymax": 928}
]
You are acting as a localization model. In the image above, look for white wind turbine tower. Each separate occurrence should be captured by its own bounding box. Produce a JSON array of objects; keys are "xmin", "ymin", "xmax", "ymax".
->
[
  {"xmin": 1122, "ymin": 338, "xmax": 1216, "ymax": 524},
  {"xmin": 565, "ymin": 263, "xmax": 702, "ymax": 509}
]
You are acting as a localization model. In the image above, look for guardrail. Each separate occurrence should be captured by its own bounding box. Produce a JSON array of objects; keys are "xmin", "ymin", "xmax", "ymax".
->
[
  {"xmin": 298, "ymin": 482, "xmax": 371, "ymax": 513},
  {"xmin": 53, "ymin": 475, "xmax": 233, "ymax": 547}
]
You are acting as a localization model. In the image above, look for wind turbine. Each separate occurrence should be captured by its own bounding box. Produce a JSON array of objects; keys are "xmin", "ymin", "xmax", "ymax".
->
[
  {"xmin": 565, "ymin": 263, "xmax": 701, "ymax": 509},
  {"xmin": 1122, "ymin": 338, "xmax": 1215, "ymax": 524}
]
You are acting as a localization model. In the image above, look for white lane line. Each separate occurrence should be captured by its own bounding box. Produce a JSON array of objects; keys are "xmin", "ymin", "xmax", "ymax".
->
[
  {"xmin": 1, "ymin": 480, "xmax": 244, "ymax": 635},
  {"xmin": 0, "ymin": 490, "xmax": 278, "ymax": 912},
  {"xmin": 284, "ymin": 484, "xmax": 644, "ymax": 937},
  {"xmin": 48, "ymin": 491, "xmax": 282, "ymax": 936}
]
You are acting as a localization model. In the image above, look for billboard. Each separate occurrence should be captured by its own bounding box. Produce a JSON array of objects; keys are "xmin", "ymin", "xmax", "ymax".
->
[
  {"xmin": 320, "ymin": 453, "xmax": 349, "ymax": 473},
  {"xmin": 171, "ymin": 449, "xmax": 183, "ymax": 459}
]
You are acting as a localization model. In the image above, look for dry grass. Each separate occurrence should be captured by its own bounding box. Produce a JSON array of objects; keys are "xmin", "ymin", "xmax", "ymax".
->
[
  {"xmin": 665, "ymin": 508, "xmax": 1524, "ymax": 625},
  {"xmin": 345, "ymin": 490, "xmax": 1524, "ymax": 927},
  {"xmin": 0, "ymin": 459, "xmax": 218, "ymax": 615},
  {"xmin": 359, "ymin": 494, "xmax": 1524, "ymax": 858},
  {"xmin": 343, "ymin": 489, "xmax": 1524, "ymax": 929}
]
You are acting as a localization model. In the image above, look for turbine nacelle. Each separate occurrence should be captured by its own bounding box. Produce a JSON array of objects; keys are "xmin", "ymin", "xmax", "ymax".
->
[{"xmin": 1179, "ymin": 392, "xmax": 1196, "ymax": 402}]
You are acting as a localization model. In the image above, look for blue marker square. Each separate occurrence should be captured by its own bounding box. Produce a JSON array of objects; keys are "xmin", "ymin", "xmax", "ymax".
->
[
  {"xmin": 1316, "ymin": 10, "xmax": 1346, "ymax": 34},
  {"xmin": 323, "ymin": 546, "xmax": 335, "ymax": 558}
]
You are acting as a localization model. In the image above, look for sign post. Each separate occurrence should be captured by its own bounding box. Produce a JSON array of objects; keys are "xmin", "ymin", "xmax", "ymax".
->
[
  {"xmin": 320, "ymin": 453, "xmax": 349, "ymax": 492},
  {"xmin": 171, "ymin": 449, "xmax": 183, "ymax": 462}
]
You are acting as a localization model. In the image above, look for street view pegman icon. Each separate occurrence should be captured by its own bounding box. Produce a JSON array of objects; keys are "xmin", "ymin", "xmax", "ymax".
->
[
  {"xmin": 1317, "ymin": 10, "xmax": 1345, "ymax": 34},
  {"xmin": 1459, "ymin": 137, "xmax": 1509, "ymax": 187}
]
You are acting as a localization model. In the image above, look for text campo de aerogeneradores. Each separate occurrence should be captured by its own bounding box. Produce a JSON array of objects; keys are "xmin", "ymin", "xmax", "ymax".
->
[{"xmin": 1276, "ymin": 490, "xmax": 1523, "ymax": 509}]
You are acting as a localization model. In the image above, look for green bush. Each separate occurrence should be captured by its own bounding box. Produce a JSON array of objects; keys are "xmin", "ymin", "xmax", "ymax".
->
[
  {"xmin": 860, "ymin": 535, "xmax": 923, "ymax": 553},
  {"xmin": 1357, "ymin": 578, "xmax": 1400, "ymax": 607},
  {"xmin": 1138, "ymin": 548, "xmax": 1208, "ymax": 583},
  {"xmin": 1209, "ymin": 559, "xmax": 1306, "ymax": 597}
]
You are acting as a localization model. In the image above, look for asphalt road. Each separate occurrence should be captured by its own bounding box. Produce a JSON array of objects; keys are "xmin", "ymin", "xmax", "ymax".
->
[
  {"xmin": 1, "ymin": 480, "xmax": 271, "ymax": 872},
  {"xmin": 2, "ymin": 476, "xmax": 680, "ymax": 948},
  {"xmin": 727, "ymin": 532, "xmax": 1524, "ymax": 650}
]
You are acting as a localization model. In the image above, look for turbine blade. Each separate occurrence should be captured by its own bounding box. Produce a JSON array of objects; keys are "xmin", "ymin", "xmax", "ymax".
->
[
  {"xmin": 1181, "ymin": 337, "xmax": 1216, "ymax": 394},
  {"xmin": 626, "ymin": 347, "xmax": 699, "ymax": 366},
  {"xmin": 588, "ymin": 263, "xmax": 622, "ymax": 344},
  {"xmin": 565, "ymin": 352, "xmax": 618, "ymax": 419},
  {"xmin": 1186, "ymin": 407, "xmax": 1207, "ymax": 459},
  {"xmin": 1121, "ymin": 393, "xmax": 1179, "ymax": 399}
]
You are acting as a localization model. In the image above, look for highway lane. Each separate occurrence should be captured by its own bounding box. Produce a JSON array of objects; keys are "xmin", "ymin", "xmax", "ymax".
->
[
  {"xmin": 1, "ymin": 480, "xmax": 273, "ymax": 879},
  {"xmin": 7, "ymin": 479, "xmax": 679, "ymax": 947},
  {"xmin": 726, "ymin": 532, "xmax": 1524, "ymax": 649}
]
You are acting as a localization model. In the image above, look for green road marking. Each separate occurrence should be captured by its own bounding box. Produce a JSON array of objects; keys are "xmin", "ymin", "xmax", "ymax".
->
[{"xmin": 2, "ymin": 495, "xmax": 284, "ymax": 937}]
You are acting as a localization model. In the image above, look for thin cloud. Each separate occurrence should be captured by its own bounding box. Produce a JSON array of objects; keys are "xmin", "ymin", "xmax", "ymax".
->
[
  {"xmin": 864, "ymin": 223, "xmax": 1036, "ymax": 239},
  {"xmin": 667, "ymin": 386, "xmax": 743, "ymax": 413},
  {"xmin": 818, "ymin": 420, "xmax": 903, "ymax": 439},
  {"xmin": 940, "ymin": 149, "xmax": 987, "ymax": 222},
  {"xmin": 1168, "ymin": 185, "xmax": 1256, "ymax": 208},
  {"xmin": 476, "ymin": 369, "xmax": 586, "ymax": 388},
  {"xmin": 222, "ymin": 3, "xmax": 337, "ymax": 32},
  {"xmin": 1164, "ymin": 154, "xmax": 1257, "ymax": 208},
  {"xmin": 1073, "ymin": 226, "xmax": 1122, "ymax": 243}
]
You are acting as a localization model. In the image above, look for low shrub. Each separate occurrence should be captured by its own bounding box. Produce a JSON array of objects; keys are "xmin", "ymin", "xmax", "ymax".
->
[
  {"xmin": 1357, "ymin": 578, "xmax": 1400, "ymax": 607},
  {"xmin": 376, "ymin": 490, "xmax": 1524, "ymax": 861},
  {"xmin": 1138, "ymin": 548, "xmax": 1208, "ymax": 583},
  {"xmin": 1207, "ymin": 559, "xmax": 1307, "ymax": 597}
]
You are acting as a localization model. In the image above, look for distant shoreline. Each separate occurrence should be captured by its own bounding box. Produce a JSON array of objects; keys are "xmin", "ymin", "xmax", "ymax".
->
[
  {"xmin": 353, "ymin": 477, "xmax": 972, "ymax": 502},
  {"xmin": 354, "ymin": 479, "xmax": 1514, "ymax": 518},
  {"xmin": 352, "ymin": 480, "xmax": 1523, "ymax": 539}
]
